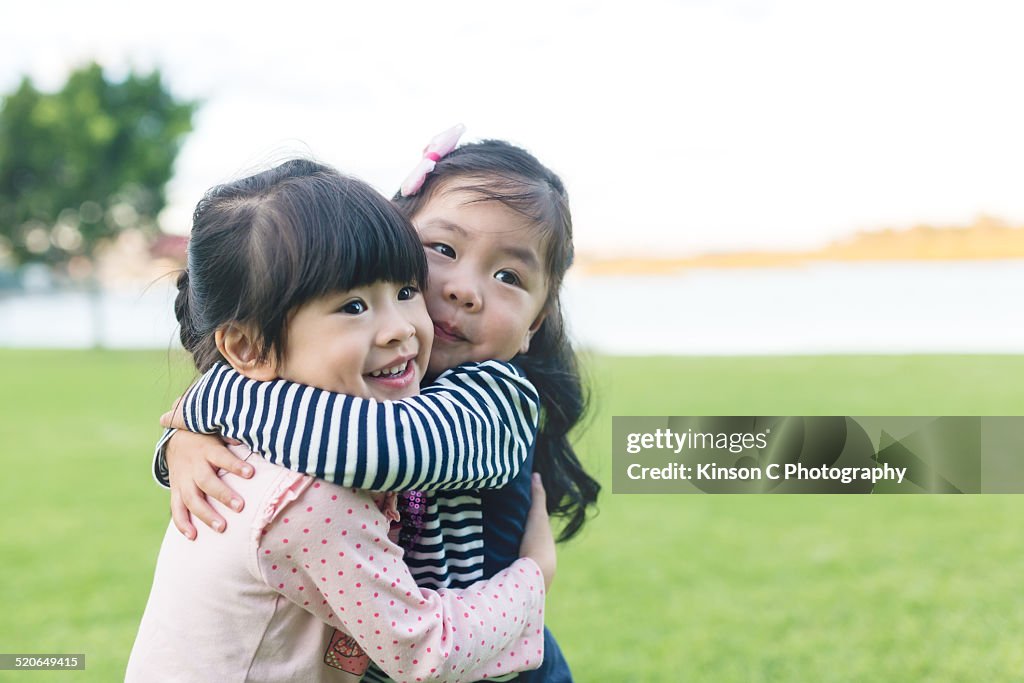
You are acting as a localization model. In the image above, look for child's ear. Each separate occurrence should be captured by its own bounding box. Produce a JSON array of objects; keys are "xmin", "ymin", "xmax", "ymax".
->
[
  {"xmin": 215, "ymin": 323, "xmax": 279, "ymax": 381},
  {"xmin": 519, "ymin": 311, "xmax": 548, "ymax": 354}
]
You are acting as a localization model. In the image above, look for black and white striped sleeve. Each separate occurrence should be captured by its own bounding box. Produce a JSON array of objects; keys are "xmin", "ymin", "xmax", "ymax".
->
[
  {"xmin": 174, "ymin": 360, "xmax": 539, "ymax": 492},
  {"xmin": 152, "ymin": 428, "xmax": 177, "ymax": 488}
]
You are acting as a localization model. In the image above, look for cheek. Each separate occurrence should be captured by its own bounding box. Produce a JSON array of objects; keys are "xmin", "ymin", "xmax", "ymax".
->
[
  {"xmin": 476, "ymin": 313, "xmax": 521, "ymax": 356},
  {"xmin": 423, "ymin": 295, "xmax": 449, "ymax": 328},
  {"xmin": 324, "ymin": 341, "xmax": 356, "ymax": 370},
  {"xmin": 490, "ymin": 292, "xmax": 538, "ymax": 337},
  {"xmin": 415, "ymin": 310, "xmax": 434, "ymax": 344},
  {"xmin": 424, "ymin": 256, "xmax": 447, "ymax": 288},
  {"xmin": 423, "ymin": 288, "xmax": 442, "ymax": 312}
]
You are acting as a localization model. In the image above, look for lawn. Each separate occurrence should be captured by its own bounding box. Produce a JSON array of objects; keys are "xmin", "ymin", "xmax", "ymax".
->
[{"xmin": 2, "ymin": 351, "xmax": 1023, "ymax": 681}]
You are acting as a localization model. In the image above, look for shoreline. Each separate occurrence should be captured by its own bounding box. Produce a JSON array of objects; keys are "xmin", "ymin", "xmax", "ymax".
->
[{"xmin": 577, "ymin": 220, "xmax": 1024, "ymax": 275}]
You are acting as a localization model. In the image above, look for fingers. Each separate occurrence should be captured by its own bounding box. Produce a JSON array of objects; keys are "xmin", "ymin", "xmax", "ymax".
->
[
  {"xmin": 520, "ymin": 473, "xmax": 557, "ymax": 591},
  {"xmin": 180, "ymin": 478, "xmax": 227, "ymax": 533},
  {"xmin": 160, "ymin": 393, "xmax": 190, "ymax": 429},
  {"xmin": 160, "ymin": 409, "xmax": 189, "ymax": 430},
  {"xmin": 531, "ymin": 472, "xmax": 546, "ymax": 502},
  {"xmin": 170, "ymin": 487, "xmax": 197, "ymax": 541},
  {"xmin": 166, "ymin": 431, "xmax": 252, "ymax": 535},
  {"xmin": 529, "ymin": 473, "xmax": 549, "ymax": 519},
  {"xmin": 204, "ymin": 444, "xmax": 253, "ymax": 480},
  {"xmin": 195, "ymin": 467, "xmax": 246, "ymax": 513}
]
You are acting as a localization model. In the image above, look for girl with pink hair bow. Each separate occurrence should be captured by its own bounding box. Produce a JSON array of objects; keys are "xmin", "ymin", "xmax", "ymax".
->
[{"xmin": 158, "ymin": 126, "xmax": 599, "ymax": 682}]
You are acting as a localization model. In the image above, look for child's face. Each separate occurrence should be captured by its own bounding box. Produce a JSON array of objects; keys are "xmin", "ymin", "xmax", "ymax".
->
[
  {"xmin": 412, "ymin": 183, "xmax": 549, "ymax": 377},
  {"xmin": 279, "ymin": 282, "xmax": 433, "ymax": 400}
]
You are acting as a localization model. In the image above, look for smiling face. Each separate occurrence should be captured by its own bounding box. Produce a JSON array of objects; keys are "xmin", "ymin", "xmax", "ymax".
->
[
  {"xmin": 412, "ymin": 183, "xmax": 550, "ymax": 378},
  {"xmin": 278, "ymin": 281, "xmax": 433, "ymax": 400}
]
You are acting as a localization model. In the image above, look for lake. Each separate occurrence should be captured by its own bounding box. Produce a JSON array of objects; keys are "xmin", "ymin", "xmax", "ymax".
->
[{"xmin": 3, "ymin": 261, "xmax": 1022, "ymax": 354}]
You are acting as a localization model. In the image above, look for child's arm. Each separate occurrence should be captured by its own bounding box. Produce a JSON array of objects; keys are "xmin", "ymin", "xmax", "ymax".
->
[
  {"xmin": 158, "ymin": 360, "xmax": 539, "ymax": 493},
  {"xmin": 259, "ymin": 479, "xmax": 550, "ymax": 681}
]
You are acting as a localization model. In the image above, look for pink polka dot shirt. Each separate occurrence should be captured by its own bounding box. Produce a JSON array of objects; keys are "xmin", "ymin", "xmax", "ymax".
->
[{"xmin": 128, "ymin": 450, "xmax": 545, "ymax": 682}]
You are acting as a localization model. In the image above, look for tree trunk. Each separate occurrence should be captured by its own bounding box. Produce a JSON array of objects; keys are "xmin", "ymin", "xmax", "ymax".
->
[{"xmin": 87, "ymin": 274, "xmax": 104, "ymax": 349}]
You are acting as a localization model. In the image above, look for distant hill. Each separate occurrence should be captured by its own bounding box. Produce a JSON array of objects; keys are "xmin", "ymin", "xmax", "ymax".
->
[{"xmin": 576, "ymin": 215, "xmax": 1024, "ymax": 275}]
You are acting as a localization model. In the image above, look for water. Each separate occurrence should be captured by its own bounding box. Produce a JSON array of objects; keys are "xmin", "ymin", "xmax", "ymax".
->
[
  {"xmin": 562, "ymin": 261, "xmax": 1024, "ymax": 354},
  {"xmin": 0, "ymin": 283, "xmax": 179, "ymax": 350},
  {"xmin": 2, "ymin": 261, "xmax": 1022, "ymax": 354}
]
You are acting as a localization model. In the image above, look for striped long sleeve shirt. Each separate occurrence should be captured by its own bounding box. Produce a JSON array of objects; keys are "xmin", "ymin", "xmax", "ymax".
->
[{"xmin": 152, "ymin": 360, "xmax": 540, "ymax": 589}]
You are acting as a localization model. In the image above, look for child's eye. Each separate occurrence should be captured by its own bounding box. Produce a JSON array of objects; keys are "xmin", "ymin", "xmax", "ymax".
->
[
  {"xmin": 429, "ymin": 243, "xmax": 456, "ymax": 259},
  {"xmin": 495, "ymin": 270, "xmax": 520, "ymax": 286},
  {"xmin": 397, "ymin": 286, "xmax": 419, "ymax": 301},
  {"xmin": 339, "ymin": 299, "xmax": 367, "ymax": 315}
]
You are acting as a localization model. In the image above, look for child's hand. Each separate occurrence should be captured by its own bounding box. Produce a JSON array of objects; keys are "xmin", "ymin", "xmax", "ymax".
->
[
  {"xmin": 372, "ymin": 492, "xmax": 402, "ymax": 544},
  {"xmin": 519, "ymin": 473, "xmax": 556, "ymax": 591},
  {"xmin": 160, "ymin": 400, "xmax": 189, "ymax": 430},
  {"xmin": 166, "ymin": 430, "xmax": 253, "ymax": 540},
  {"xmin": 372, "ymin": 492, "xmax": 401, "ymax": 523}
]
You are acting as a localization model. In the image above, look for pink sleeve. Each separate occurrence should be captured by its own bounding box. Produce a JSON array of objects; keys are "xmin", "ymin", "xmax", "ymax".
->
[{"xmin": 255, "ymin": 479, "xmax": 546, "ymax": 683}]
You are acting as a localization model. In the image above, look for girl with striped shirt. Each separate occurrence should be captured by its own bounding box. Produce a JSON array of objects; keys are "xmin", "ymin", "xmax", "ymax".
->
[{"xmin": 159, "ymin": 131, "xmax": 600, "ymax": 681}]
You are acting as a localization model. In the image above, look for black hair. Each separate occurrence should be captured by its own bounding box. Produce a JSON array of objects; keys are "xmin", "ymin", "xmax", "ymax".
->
[
  {"xmin": 176, "ymin": 158, "xmax": 427, "ymax": 372},
  {"xmin": 393, "ymin": 140, "xmax": 600, "ymax": 542}
]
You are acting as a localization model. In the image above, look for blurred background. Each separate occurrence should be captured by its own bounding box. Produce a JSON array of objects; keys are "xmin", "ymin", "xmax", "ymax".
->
[{"xmin": 3, "ymin": 1, "xmax": 1024, "ymax": 681}]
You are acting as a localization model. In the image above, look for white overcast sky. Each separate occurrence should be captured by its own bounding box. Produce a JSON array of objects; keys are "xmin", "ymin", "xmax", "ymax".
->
[{"xmin": 3, "ymin": 0, "xmax": 1024, "ymax": 256}]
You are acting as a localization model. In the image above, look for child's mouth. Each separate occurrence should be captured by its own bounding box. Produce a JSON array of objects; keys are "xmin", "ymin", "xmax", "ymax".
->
[
  {"xmin": 433, "ymin": 323, "xmax": 467, "ymax": 343},
  {"xmin": 366, "ymin": 359, "xmax": 417, "ymax": 388}
]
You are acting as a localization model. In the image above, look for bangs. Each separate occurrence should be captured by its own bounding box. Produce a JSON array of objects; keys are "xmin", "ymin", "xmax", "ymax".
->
[
  {"xmin": 299, "ymin": 176, "xmax": 427, "ymax": 299},
  {"xmin": 443, "ymin": 173, "xmax": 558, "ymax": 232},
  {"xmin": 254, "ymin": 171, "xmax": 427, "ymax": 312},
  {"xmin": 229, "ymin": 165, "xmax": 427, "ymax": 363}
]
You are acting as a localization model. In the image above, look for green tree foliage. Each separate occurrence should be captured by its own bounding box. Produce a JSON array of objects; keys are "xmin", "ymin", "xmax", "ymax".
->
[{"xmin": 0, "ymin": 62, "xmax": 197, "ymax": 267}]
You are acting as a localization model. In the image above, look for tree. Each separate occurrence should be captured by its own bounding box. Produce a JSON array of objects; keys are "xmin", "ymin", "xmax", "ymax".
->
[{"xmin": 0, "ymin": 62, "xmax": 198, "ymax": 269}]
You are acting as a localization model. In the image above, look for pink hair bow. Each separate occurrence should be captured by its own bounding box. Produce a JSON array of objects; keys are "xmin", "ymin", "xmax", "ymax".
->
[{"xmin": 399, "ymin": 123, "xmax": 466, "ymax": 197}]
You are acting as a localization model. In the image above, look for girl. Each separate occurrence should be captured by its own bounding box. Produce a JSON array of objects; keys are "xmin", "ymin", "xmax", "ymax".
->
[
  {"xmin": 158, "ymin": 130, "xmax": 600, "ymax": 681},
  {"xmin": 128, "ymin": 159, "xmax": 554, "ymax": 682}
]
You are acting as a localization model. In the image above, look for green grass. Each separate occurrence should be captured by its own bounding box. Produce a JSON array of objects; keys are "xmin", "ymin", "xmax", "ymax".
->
[{"xmin": 2, "ymin": 351, "xmax": 1023, "ymax": 681}]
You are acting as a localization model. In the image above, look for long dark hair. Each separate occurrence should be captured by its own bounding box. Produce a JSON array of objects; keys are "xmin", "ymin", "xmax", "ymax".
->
[
  {"xmin": 176, "ymin": 158, "xmax": 427, "ymax": 371},
  {"xmin": 393, "ymin": 140, "xmax": 600, "ymax": 542}
]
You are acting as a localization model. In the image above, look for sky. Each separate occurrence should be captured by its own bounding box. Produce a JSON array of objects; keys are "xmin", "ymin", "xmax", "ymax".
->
[{"xmin": 3, "ymin": 0, "xmax": 1024, "ymax": 257}]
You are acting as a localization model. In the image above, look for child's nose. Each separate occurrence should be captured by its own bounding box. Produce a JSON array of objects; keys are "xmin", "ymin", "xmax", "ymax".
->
[
  {"xmin": 377, "ymin": 309, "xmax": 417, "ymax": 346},
  {"xmin": 443, "ymin": 277, "xmax": 482, "ymax": 311}
]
